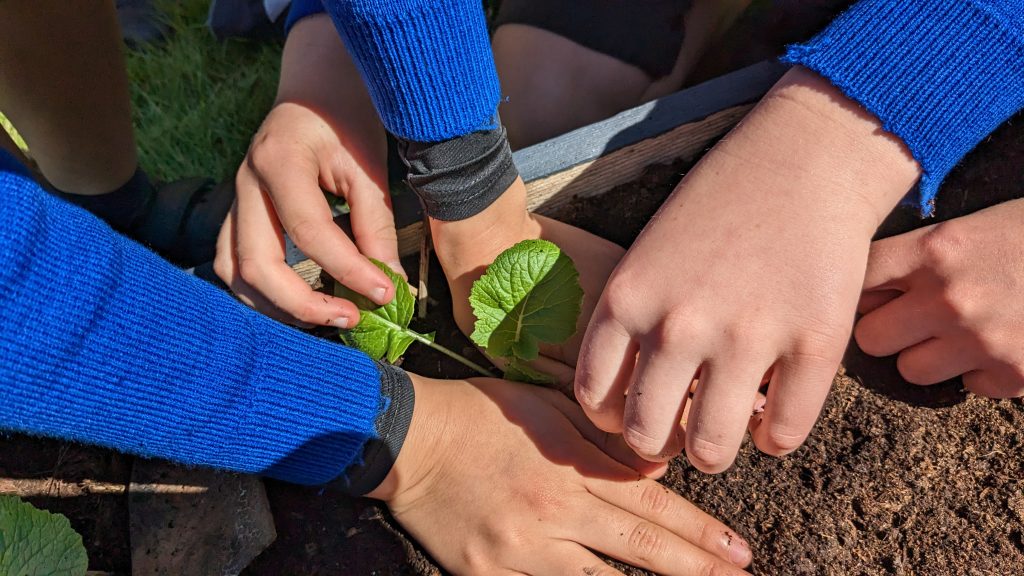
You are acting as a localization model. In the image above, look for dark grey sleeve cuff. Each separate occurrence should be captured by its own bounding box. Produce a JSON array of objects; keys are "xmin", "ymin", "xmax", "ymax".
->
[
  {"xmin": 337, "ymin": 362, "xmax": 416, "ymax": 496},
  {"xmin": 396, "ymin": 114, "xmax": 520, "ymax": 221}
]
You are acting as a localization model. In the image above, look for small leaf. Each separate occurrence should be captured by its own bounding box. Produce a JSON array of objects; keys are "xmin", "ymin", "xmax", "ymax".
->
[
  {"xmin": 503, "ymin": 358, "xmax": 556, "ymax": 385},
  {"xmin": 335, "ymin": 260, "xmax": 416, "ymax": 362},
  {"xmin": 470, "ymin": 239, "xmax": 583, "ymax": 361},
  {"xmin": 0, "ymin": 495, "xmax": 88, "ymax": 576}
]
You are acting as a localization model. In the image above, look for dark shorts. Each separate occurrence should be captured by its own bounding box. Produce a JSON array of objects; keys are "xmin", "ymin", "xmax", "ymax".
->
[{"xmin": 495, "ymin": 0, "xmax": 691, "ymax": 79}]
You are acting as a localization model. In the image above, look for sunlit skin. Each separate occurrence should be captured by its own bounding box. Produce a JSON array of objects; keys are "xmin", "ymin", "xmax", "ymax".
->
[
  {"xmin": 215, "ymin": 15, "xmax": 399, "ymax": 328},
  {"xmin": 214, "ymin": 16, "xmax": 757, "ymax": 575},
  {"xmin": 0, "ymin": 0, "xmax": 137, "ymax": 195},
  {"xmin": 494, "ymin": 0, "xmax": 752, "ymax": 148},
  {"xmin": 367, "ymin": 372, "xmax": 754, "ymax": 576},
  {"xmin": 574, "ymin": 67, "xmax": 923, "ymax": 469},
  {"xmin": 856, "ymin": 198, "xmax": 1024, "ymax": 399},
  {"xmin": 214, "ymin": 15, "xmax": 626, "ymax": 376}
]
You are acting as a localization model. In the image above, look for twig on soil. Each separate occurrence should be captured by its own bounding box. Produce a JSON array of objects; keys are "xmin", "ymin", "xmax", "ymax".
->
[{"xmin": 418, "ymin": 219, "xmax": 431, "ymax": 319}]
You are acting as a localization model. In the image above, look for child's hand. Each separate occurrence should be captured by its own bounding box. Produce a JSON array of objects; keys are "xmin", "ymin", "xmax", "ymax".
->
[
  {"xmin": 431, "ymin": 177, "xmax": 625, "ymax": 379},
  {"xmin": 856, "ymin": 198, "xmax": 1024, "ymax": 398},
  {"xmin": 575, "ymin": 67, "xmax": 922, "ymax": 471},
  {"xmin": 370, "ymin": 373, "xmax": 754, "ymax": 575},
  {"xmin": 214, "ymin": 15, "xmax": 401, "ymax": 328}
]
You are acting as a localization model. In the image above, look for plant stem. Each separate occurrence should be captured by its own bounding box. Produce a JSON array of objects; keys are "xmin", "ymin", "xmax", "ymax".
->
[{"xmin": 406, "ymin": 330, "xmax": 496, "ymax": 377}]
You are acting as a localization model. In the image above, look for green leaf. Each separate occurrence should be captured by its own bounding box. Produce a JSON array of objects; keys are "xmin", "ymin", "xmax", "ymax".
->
[
  {"xmin": 503, "ymin": 358, "xmax": 556, "ymax": 385},
  {"xmin": 0, "ymin": 495, "xmax": 88, "ymax": 576},
  {"xmin": 470, "ymin": 239, "xmax": 583, "ymax": 361},
  {"xmin": 335, "ymin": 259, "xmax": 418, "ymax": 363}
]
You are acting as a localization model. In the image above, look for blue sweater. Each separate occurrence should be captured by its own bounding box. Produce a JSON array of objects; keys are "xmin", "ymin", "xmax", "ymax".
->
[
  {"xmin": 0, "ymin": 151, "xmax": 385, "ymax": 485},
  {"xmin": 291, "ymin": 0, "xmax": 1024, "ymax": 215}
]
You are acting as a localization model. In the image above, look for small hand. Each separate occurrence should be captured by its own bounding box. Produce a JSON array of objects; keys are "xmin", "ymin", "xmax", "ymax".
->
[
  {"xmin": 432, "ymin": 177, "xmax": 625, "ymax": 383},
  {"xmin": 371, "ymin": 374, "xmax": 754, "ymax": 575},
  {"xmin": 215, "ymin": 15, "xmax": 402, "ymax": 327},
  {"xmin": 574, "ymin": 67, "xmax": 922, "ymax": 471},
  {"xmin": 856, "ymin": 198, "xmax": 1024, "ymax": 398}
]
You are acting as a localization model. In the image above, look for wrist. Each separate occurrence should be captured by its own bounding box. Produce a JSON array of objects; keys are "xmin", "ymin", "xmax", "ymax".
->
[
  {"xmin": 430, "ymin": 177, "xmax": 539, "ymax": 270},
  {"xmin": 715, "ymin": 66, "xmax": 922, "ymax": 230},
  {"xmin": 397, "ymin": 121, "xmax": 519, "ymax": 222},
  {"xmin": 276, "ymin": 15, "xmax": 381, "ymax": 132},
  {"xmin": 365, "ymin": 373, "xmax": 456, "ymax": 502}
]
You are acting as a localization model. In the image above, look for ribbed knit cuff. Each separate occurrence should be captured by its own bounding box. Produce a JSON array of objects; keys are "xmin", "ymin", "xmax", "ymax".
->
[
  {"xmin": 783, "ymin": 0, "xmax": 1024, "ymax": 216},
  {"xmin": 337, "ymin": 362, "xmax": 415, "ymax": 495},
  {"xmin": 397, "ymin": 117, "xmax": 519, "ymax": 221},
  {"xmin": 323, "ymin": 0, "xmax": 502, "ymax": 142},
  {"xmin": 285, "ymin": 0, "xmax": 326, "ymax": 34}
]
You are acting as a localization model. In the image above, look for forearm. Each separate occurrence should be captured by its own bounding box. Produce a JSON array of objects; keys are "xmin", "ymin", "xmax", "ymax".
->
[
  {"xmin": 704, "ymin": 66, "xmax": 921, "ymax": 229},
  {"xmin": 0, "ymin": 154, "xmax": 411, "ymax": 487},
  {"xmin": 276, "ymin": 13, "xmax": 389, "ymax": 193},
  {"xmin": 278, "ymin": 14, "xmax": 383, "ymax": 137},
  {"xmin": 783, "ymin": 0, "xmax": 1024, "ymax": 215}
]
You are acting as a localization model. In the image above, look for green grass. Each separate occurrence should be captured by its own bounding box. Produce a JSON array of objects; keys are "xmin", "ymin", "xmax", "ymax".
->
[{"xmin": 124, "ymin": 0, "xmax": 281, "ymax": 183}]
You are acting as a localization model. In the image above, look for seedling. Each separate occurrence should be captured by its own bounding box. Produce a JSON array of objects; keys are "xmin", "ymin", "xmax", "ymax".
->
[
  {"xmin": 337, "ymin": 240, "xmax": 583, "ymax": 383},
  {"xmin": 335, "ymin": 259, "xmax": 495, "ymax": 376},
  {"xmin": 469, "ymin": 239, "xmax": 583, "ymax": 383},
  {"xmin": 0, "ymin": 495, "xmax": 88, "ymax": 575}
]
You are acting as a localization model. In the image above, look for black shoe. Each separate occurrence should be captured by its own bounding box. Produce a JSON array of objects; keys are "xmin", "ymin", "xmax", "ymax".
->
[
  {"xmin": 116, "ymin": 0, "xmax": 170, "ymax": 46},
  {"xmin": 131, "ymin": 177, "xmax": 235, "ymax": 268}
]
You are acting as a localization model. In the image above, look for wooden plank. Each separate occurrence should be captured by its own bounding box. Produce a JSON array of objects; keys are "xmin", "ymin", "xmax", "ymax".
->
[
  {"xmin": 289, "ymin": 61, "xmax": 788, "ymax": 280},
  {"xmin": 525, "ymin": 104, "xmax": 752, "ymax": 216},
  {"xmin": 514, "ymin": 60, "xmax": 788, "ymax": 183}
]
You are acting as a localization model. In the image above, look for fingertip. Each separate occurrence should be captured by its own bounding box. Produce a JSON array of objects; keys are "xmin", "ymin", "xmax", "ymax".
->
[
  {"xmin": 326, "ymin": 299, "xmax": 361, "ymax": 329},
  {"xmin": 642, "ymin": 461, "xmax": 670, "ymax": 479},
  {"xmin": 308, "ymin": 295, "xmax": 358, "ymax": 329},
  {"xmin": 369, "ymin": 284, "xmax": 394, "ymax": 306},
  {"xmin": 852, "ymin": 317, "xmax": 884, "ymax": 357},
  {"xmin": 749, "ymin": 423, "xmax": 806, "ymax": 457},
  {"xmin": 684, "ymin": 439, "xmax": 737, "ymax": 474},
  {"xmin": 386, "ymin": 260, "xmax": 408, "ymax": 280},
  {"xmin": 726, "ymin": 532, "xmax": 753, "ymax": 567},
  {"xmin": 622, "ymin": 426, "xmax": 674, "ymax": 463},
  {"xmin": 895, "ymin": 354, "xmax": 937, "ymax": 387}
]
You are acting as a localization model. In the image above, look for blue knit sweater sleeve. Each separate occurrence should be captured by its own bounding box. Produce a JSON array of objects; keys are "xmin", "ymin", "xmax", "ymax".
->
[
  {"xmin": 285, "ymin": 0, "xmax": 326, "ymax": 33},
  {"xmin": 320, "ymin": 0, "xmax": 501, "ymax": 142},
  {"xmin": 0, "ymin": 152, "xmax": 385, "ymax": 485},
  {"xmin": 783, "ymin": 0, "xmax": 1024, "ymax": 216}
]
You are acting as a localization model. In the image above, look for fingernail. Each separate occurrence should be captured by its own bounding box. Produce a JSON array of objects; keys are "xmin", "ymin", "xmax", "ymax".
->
[
  {"xmin": 330, "ymin": 316, "xmax": 351, "ymax": 329},
  {"xmin": 388, "ymin": 261, "xmax": 408, "ymax": 278},
  {"xmin": 371, "ymin": 286, "xmax": 389, "ymax": 304},
  {"xmin": 753, "ymin": 397, "xmax": 766, "ymax": 415},
  {"xmin": 726, "ymin": 531, "xmax": 752, "ymax": 565}
]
